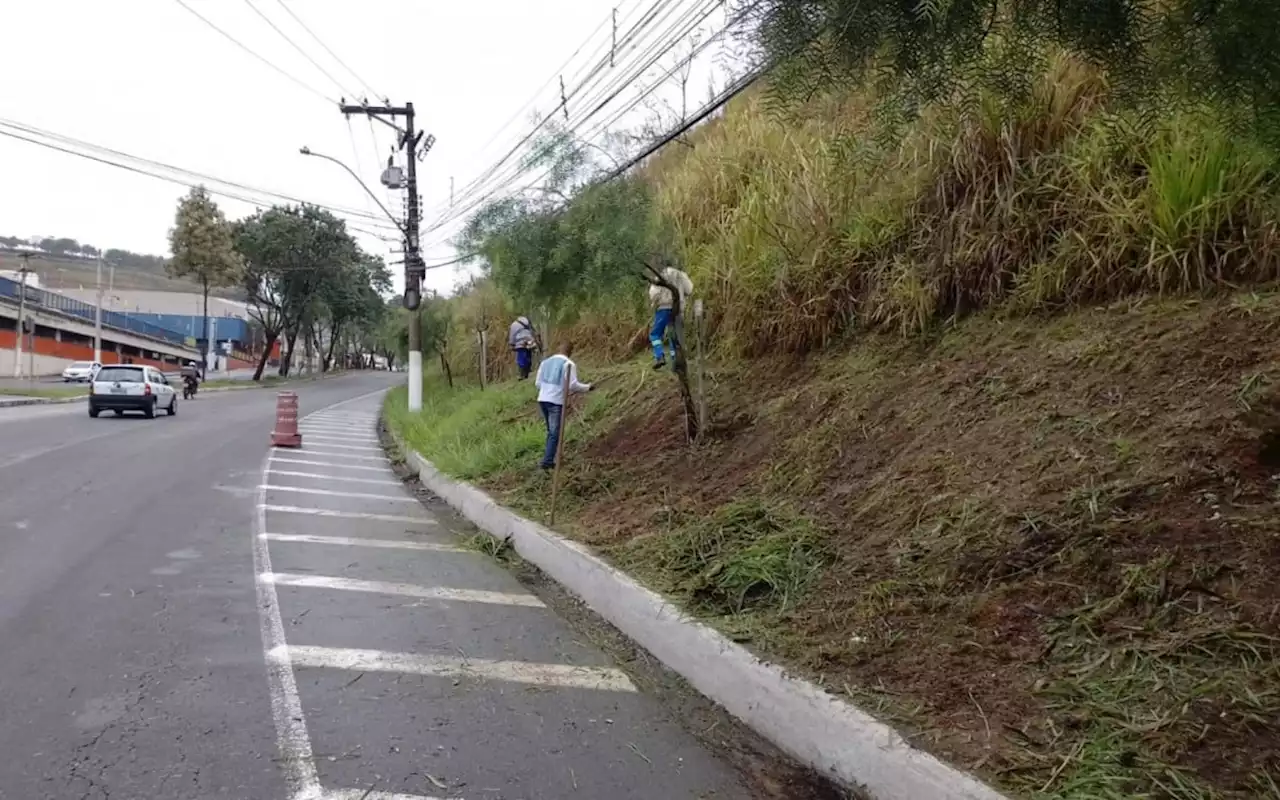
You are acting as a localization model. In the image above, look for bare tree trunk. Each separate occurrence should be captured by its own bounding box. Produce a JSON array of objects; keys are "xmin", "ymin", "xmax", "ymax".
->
[
  {"xmin": 439, "ymin": 351, "xmax": 453, "ymax": 388},
  {"xmin": 324, "ymin": 326, "xmax": 340, "ymax": 372},
  {"xmin": 279, "ymin": 328, "xmax": 298, "ymax": 377},
  {"xmin": 253, "ymin": 332, "xmax": 278, "ymax": 381}
]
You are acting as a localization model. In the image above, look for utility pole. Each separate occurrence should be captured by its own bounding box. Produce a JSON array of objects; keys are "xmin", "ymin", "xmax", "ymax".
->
[
  {"xmin": 340, "ymin": 100, "xmax": 434, "ymax": 412},
  {"xmin": 13, "ymin": 254, "xmax": 30, "ymax": 379},
  {"xmin": 94, "ymin": 254, "xmax": 104, "ymax": 362}
]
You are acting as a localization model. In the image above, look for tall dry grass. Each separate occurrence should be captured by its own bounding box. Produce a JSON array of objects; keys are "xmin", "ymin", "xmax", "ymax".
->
[
  {"xmin": 443, "ymin": 52, "xmax": 1280, "ymax": 369},
  {"xmin": 647, "ymin": 52, "xmax": 1280, "ymax": 355}
]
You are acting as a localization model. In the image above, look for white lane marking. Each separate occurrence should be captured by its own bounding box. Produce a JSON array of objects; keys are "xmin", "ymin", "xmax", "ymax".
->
[
  {"xmin": 300, "ymin": 435, "xmax": 381, "ymax": 445},
  {"xmin": 263, "ymin": 573, "xmax": 546, "ymax": 607},
  {"xmin": 252, "ymin": 454, "xmax": 323, "ymax": 798},
  {"xmin": 260, "ymin": 485, "xmax": 417, "ymax": 503},
  {"xmin": 253, "ymin": 386, "xmax": 436, "ymax": 800},
  {"xmin": 298, "ymin": 449, "xmax": 388, "ymax": 462},
  {"xmin": 259, "ymin": 505, "xmax": 434, "ymax": 525},
  {"xmin": 297, "ymin": 428, "xmax": 377, "ymax": 438},
  {"xmin": 277, "ymin": 645, "xmax": 638, "ymax": 692},
  {"xmin": 323, "ymin": 790, "xmax": 454, "ymax": 800},
  {"xmin": 300, "ymin": 418, "xmax": 375, "ymax": 424},
  {"xmin": 266, "ymin": 469, "xmax": 399, "ymax": 486},
  {"xmin": 295, "ymin": 441, "xmax": 382, "ymax": 452},
  {"xmin": 261, "ymin": 533, "xmax": 461, "ymax": 552},
  {"xmin": 268, "ymin": 457, "xmax": 389, "ymax": 472}
]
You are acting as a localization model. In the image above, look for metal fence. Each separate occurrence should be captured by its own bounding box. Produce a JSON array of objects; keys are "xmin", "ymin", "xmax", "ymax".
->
[{"xmin": 0, "ymin": 275, "xmax": 188, "ymax": 346}]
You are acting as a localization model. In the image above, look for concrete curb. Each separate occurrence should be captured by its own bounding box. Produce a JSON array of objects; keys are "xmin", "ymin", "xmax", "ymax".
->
[{"xmin": 389, "ymin": 435, "xmax": 1009, "ymax": 800}]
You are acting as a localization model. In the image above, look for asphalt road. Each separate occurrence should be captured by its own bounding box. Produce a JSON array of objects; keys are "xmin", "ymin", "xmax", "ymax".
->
[{"xmin": 0, "ymin": 374, "xmax": 753, "ymax": 800}]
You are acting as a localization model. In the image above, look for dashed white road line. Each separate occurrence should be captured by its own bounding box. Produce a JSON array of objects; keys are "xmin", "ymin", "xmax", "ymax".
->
[
  {"xmin": 276, "ymin": 645, "xmax": 638, "ymax": 692},
  {"xmin": 323, "ymin": 790, "xmax": 458, "ymax": 800},
  {"xmin": 294, "ymin": 441, "xmax": 383, "ymax": 452},
  {"xmin": 260, "ymin": 485, "xmax": 418, "ymax": 503},
  {"xmin": 298, "ymin": 432, "xmax": 378, "ymax": 442},
  {"xmin": 252, "ymin": 455, "xmax": 323, "ymax": 799},
  {"xmin": 266, "ymin": 469, "xmax": 399, "ymax": 486},
  {"xmin": 261, "ymin": 533, "xmax": 462, "ymax": 552},
  {"xmin": 269, "ymin": 457, "xmax": 390, "ymax": 472},
  {"xmin": 298, "ymin": 449, "xmax": 389, "ymax": 462},
  {"xmin": 263, "ymin": 573, "xmax": 546, "ymax": 607},
  {"xmin": 258, "ymin": 504, "xmax": 433, "ymax": 524}
]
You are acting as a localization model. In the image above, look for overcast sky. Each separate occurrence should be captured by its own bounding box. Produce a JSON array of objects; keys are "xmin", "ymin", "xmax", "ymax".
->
[{"xmin": 0, "ymin": 0, "xmax": 731, "ymax": 295}]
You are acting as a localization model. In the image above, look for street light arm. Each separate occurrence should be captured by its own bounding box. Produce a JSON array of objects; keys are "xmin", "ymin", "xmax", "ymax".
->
[{"xmin": 299, "ymin": 146, "xmax": 407, "ymax": 237}]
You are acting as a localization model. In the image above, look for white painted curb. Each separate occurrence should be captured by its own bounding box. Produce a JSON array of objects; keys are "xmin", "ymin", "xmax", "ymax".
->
[{"xmin": 393, "ymin": 440, "xmax": 1009, "ymax": 800}]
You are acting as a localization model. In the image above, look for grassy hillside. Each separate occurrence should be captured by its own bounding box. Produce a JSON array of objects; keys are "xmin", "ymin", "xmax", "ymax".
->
[
  {"xmin": 388, "ymin": 54, "xmax": 1280, "ymax": 798},
  {"xmin": 0, "ymin": 252, "xmax": 245, "ymax": 299}
]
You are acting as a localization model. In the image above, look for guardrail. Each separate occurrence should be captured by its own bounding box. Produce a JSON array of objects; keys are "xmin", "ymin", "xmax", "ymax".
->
[{"xmin": 0, "ymin": 276, "xmax": 189, "ymax": 346}]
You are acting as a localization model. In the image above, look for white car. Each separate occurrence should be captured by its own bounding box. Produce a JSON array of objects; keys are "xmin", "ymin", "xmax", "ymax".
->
[
  {"xmin": 88, "ymin": 364, "xmax": 178, "ymax": 419},
  {"xmin": 61, "ymin": 361, "xmax": 102, "ymax": 382}
]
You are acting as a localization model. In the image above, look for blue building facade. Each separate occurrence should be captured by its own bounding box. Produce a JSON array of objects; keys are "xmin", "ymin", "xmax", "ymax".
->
[{"xmin": 126, "ymin": 314, "xmax": 249, "ymax": 343}]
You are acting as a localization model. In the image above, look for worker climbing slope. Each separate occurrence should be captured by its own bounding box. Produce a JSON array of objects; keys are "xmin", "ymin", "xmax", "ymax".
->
[{"xmin": 647, "ymin": 258, "xmax": 694, "ymax": 371}]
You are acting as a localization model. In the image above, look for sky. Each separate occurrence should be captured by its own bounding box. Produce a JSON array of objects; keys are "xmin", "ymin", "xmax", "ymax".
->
[{"xmin": 0, "ymin": 0, "xmax": 734, "ymax": 297}]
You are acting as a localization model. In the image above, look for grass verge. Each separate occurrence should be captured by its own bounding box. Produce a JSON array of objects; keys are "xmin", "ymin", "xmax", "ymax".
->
[{"xmin": 0, "ymin": 387, "xmax": 87, "ymax": 399}]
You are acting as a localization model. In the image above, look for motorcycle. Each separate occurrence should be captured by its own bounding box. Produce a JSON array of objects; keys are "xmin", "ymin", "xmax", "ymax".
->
[{"xmin": 182, "ymin": 375, "xmax": 198, "ymax": 399}]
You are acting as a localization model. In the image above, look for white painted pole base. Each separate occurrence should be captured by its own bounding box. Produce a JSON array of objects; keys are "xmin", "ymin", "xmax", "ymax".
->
[{"xmin": 407, "ymin": 350, "xmax": 423, "ymax": 412}]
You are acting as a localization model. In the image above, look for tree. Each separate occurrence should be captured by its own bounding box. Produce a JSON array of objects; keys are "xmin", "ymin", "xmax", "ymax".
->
[
  {"xmin": 314, "ymin": 253, "xmax": 391, "ymax": 372},
  {"xmin": 168, "ymin": 187, "xmax": 241, "ymax": 373},
  {"xmin": 459, "ymin": 126, "xmax": 653, "ymax": 329},
  {"xmin": 234, "ymin": 205, "xmax": 360, "ymax": 380}
]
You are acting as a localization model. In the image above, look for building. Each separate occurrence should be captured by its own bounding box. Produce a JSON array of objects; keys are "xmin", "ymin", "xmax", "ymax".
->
[
  {"xmin": 0, "ymin": 276, "xmax": 204, "ymax": 375},
  {"xmin": 55, "ymin": 289, "xmax": 260, "ymax": 366}
]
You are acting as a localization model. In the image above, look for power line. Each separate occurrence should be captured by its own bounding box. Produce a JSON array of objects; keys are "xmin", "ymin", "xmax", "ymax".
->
[
  {"xmin": 432, "ymin": 0, "xmax": 722, "ymax": 225},
  {"xmin": 0, "ymin": 126, "xmax": 400, "ymax": 234},
  {"xmin": 424, "ymin": 0, "xmax": 732, "ymax": 235},
  {"xmin": 0, "ymin": 118, "xmax": 398, "ymax": 228},
  {"xmin": 438, "ymin": 0, "xmax": 690, "ymax": 218},
  {"xmin": 243, "ymin": 0, "xmax": 359, "ymax": 98},
  {"xmin": 272, "ymin": 0, "xmax": 383, "ymax": 101},
  {"xmin": 174, "ymin": 0, "xmax": 334, "ymax": 103},
  {"xmin": 470, "ymin": 0, "xmax": 641, "ymax": 159},
  {"xmin": 601, "ymin": 68, "xmax": 761, "ymax": 182}
]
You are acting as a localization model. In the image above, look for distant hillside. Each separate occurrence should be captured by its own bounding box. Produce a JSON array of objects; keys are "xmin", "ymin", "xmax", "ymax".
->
[{"xmin": 0, "ymin": 235, "xmax": 244, "ymax": 300}]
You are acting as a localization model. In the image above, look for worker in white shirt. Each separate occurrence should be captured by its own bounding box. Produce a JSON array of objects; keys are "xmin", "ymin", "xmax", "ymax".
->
[
  {"xmin": 647, "ymin": 261, "xmax": 694, "ymax": 370},
  {"xmin": 534, "ymin": 341, "xmax": 593, "ymax": 469}
]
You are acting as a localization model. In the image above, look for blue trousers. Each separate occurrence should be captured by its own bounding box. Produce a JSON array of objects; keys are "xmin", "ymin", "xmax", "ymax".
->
[
  {"xmin": 515, "ymin": 347, "xmax": 532, "ymax": 378},
  {"xmin": 539, "ymin": 401, "xmax": 563, "ymax": 468},
  {"xmin": 650, "ymin": 307, "xmax": 677, "ymax": 362}
]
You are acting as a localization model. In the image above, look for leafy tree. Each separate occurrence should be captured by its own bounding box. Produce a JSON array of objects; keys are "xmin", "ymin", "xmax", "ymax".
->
[
  {"xmin": 459, "ymin": 127, "xmax": 655, "ymax": 328},
  {"xmin": 315, "ymin": 252, "xmax": 391, "ymax": 372},
  {"xmin": 234, "ymin": 204, "xmax": 359, "ymax": 379},
  {"xmin": 168, "ymin": 186, "xmax": 242, "ymax": 372}
]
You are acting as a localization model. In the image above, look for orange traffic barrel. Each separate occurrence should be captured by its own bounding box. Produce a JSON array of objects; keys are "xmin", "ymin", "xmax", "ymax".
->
[{"xmin": 270, "ymin": 391, "xmax": 302, "ymax": 447}]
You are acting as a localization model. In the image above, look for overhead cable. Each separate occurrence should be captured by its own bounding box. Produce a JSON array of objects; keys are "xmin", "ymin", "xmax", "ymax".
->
[{"xmin": 174, "ymin": 0, "xmax": 335, "ymax": 103}]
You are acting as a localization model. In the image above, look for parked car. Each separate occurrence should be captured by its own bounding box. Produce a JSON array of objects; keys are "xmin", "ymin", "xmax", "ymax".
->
[
  {"xmin": 88, "ymin": 364, "xmax": 177, "ymax": 418},
  {"xmin": 61, "ymin": 361, "xmax": 102, "ymax": 382}
]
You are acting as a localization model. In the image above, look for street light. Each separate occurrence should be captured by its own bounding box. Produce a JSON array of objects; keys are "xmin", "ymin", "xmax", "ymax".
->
[{"xmin": 298, "ymin": 146, "xmax": 407, "ymax": 237}]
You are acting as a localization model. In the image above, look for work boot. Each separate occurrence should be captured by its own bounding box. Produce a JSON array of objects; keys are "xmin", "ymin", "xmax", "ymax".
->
[{"xmin": 653, "ymin": 358, "xmax": 666, "ymax": 370}]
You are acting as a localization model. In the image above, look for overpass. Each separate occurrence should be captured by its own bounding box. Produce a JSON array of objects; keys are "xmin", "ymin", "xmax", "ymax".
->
[{"xmin": 0, "ymin": 275, "xmax": 204, "ymax": 376}]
